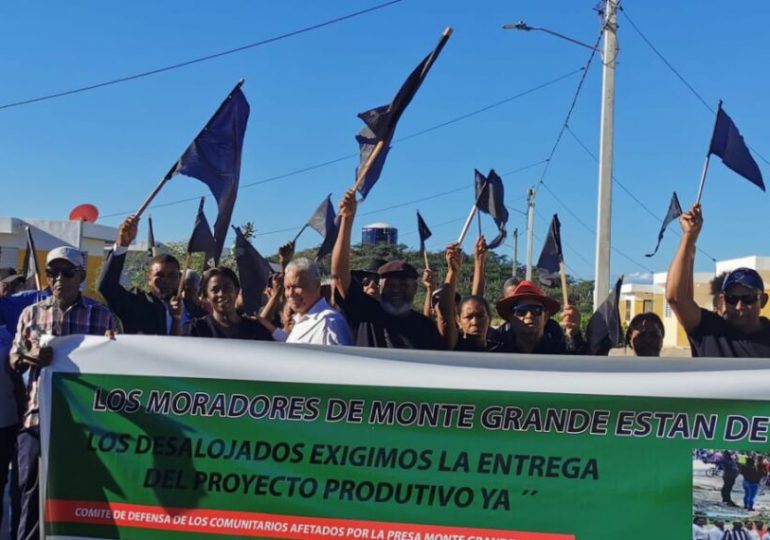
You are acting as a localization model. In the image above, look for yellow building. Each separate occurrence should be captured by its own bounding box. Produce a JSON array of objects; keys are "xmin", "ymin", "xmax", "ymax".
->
[{"xmin": 0, "ymin": 217, "xmax": 128, "ymax": 296}]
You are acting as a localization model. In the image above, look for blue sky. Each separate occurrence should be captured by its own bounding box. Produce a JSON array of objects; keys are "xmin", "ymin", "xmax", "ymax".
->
[{"xmin": 1, "ymin": 1, "xmax": 767, "ymax": 283}]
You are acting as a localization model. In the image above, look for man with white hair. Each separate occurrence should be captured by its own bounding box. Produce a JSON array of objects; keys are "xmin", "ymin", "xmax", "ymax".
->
[{"xmin": 283, "ymin": 258, "xmax": 351, "ymax": 345}]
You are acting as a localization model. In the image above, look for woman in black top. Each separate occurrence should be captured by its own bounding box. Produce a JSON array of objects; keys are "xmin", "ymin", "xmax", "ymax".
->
[
  {"xmin": 454, "ymin": 296, "xmax": 505, "ymax": 352},
  {"xmin": 186, "ymin": 267, "xmax": 273, "ymax": 341}
]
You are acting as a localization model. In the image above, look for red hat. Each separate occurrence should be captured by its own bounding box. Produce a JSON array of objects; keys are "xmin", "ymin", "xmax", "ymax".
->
[{"xmin": 496, "ymin": 280, "xmax": 560, "ymax": 320}]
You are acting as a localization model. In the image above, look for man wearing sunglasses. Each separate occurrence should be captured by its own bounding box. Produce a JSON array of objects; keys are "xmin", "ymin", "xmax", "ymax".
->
[
  {"xmin": 667, "ymin": 204, "xmax": 770, "ymax": 357},
  {"xmin": 9, "ymin": 246, "xmax": 118, "ymax": 540}
]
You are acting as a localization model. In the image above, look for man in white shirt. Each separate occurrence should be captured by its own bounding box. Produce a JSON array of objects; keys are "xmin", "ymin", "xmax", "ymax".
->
[
  {"xmin": 283, "ymin": 258, "xmax": 351, "ymax": 346},
  {"xmin": 709, "ymin": 520, "xmax": 725, "ymax": 540}
]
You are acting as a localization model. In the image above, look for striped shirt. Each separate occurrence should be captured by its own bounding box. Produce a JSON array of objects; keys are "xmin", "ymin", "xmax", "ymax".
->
[{"xmin": 11, "ymin": 295, "xmax": 118, "ymax": 428}]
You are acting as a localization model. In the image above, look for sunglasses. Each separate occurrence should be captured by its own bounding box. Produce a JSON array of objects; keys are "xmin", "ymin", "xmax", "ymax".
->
[
  {"xmin": 46, "ymin": 268, "xmax": 78, "ymax": 280},
  {"xmin": 724, "ymin": 294, "xmax": 760, "ymax": 306},
  {"xmin": 512, "ymin": 304, "xmax": 544, "ymax": 317}
]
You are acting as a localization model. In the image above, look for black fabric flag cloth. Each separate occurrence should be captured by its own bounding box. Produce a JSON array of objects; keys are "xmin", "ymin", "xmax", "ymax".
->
[
  {"xmin": 355, "ymin": 30, "xmax": 451, "ymax": 199},
  {"xmin": 166, "ymin": 83, "xmax": 250, "ymax": 263},
  {"xmin": 586, "ymin": 275, "xmax": 624, "ymax": 356},
  {"xmin": 417, "ymin": 211, "xmax": 432, "ymax": 257},
  {"xmin": 146, "ymin": 215, "xmax": 156, "ymax": 259},
  {"xmin": 645, "ymin": 192, "xmax": 683, "ymax": 257},
  {"xmin": 232, "ymin": 226, "xmax": 272, "ymax": 315},
  {"xmin": 536, "ymin": 214, "xmax": 563, "ymax": 288},
  {"xmin": 709, "ymin": 104, "xmax": 765, "ymax": 191},
  {"xmin": 474, "ymin": 169, "xmax": 508, "ymax": 249},
  {"xmin": 186, "ymin": 198, "xmax": 217, "ymax": 259},
  {"xmin": 306, "ymin": 195, "xmax": 338, "ymax": 261},
  {"xmin": 21, "ymin": 226, "xmax": 40, "ymax": 290}
]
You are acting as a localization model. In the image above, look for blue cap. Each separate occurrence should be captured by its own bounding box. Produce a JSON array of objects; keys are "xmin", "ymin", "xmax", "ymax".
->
[{"xmin": 721, "ymin": 267, "xmax": 765, "ymax": 292}]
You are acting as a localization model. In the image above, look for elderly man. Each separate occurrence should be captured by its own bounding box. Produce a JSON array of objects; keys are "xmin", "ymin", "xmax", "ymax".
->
[
  {"xmin": 10, "ymin": 246, "xmax": 118, "ymax": 540},
  {"xmin": 331, "ymin": 190, "xmax": 442, "ymax": 349},
  {"xmin": 98, "ymin": 214, "xmax": 184, "ymax": 334},
  {"xmin": 667, "ymin": 204, "xmax": 770, "ymax": 357},
  {"xmin": 279, "ymin": 258, "xmax": 351, "ymax": 345}
]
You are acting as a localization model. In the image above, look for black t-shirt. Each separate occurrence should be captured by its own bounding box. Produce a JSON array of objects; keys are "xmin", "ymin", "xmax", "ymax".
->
[
  {"xmin": 493, "ymin": 319, "xmax": 570, "ymax": 354},
  {"xmin": 689, "ymin": 308, "xmax": 770, "ymax": 358},
  {"xmin": 189, "ymin": 315, "xmax": 274, "ymax": 341},
  {"xmin": 338, "ymin": 283, "xmax": 443, "ymax": 350},
  {"xmin": 455, "ymin": 332, "xmax": 506, "ymax": 353}
]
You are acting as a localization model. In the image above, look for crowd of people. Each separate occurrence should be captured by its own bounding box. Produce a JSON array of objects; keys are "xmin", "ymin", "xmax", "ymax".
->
[
  {"xmin": 0, "ymin": 194, "xmax": 768, "ymax": 539},
  {"xmin": 694, "ymin": 516, "xmax": 770, "ymax": 540}
]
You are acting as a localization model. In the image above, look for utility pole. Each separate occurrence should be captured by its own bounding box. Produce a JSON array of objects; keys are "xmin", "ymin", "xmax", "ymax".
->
[
  {"xmin": 512, "ymin": 228, "xmax": 518, "ymax": 278},
  {"xmin": 525, "ymin": 188, "xmax": 535, "ymax": 280},
  {"xmin": 593, "ymin": 0, "xmax": 618, "ymax": 310}
]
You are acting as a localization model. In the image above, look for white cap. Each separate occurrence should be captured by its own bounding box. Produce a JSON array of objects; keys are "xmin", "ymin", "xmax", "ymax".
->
[{"xmin": 46, "ymin": 246, "xmax": 85, "ymax": 267}]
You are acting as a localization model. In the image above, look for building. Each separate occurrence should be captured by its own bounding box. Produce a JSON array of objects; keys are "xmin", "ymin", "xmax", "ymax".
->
[
  {"xmin": 0, "ymin": 217, "xmax": 126, "ymax": 296},
  {"xmin": 362, "ymin": 223, "xmax": 398, "ymax": 246}
]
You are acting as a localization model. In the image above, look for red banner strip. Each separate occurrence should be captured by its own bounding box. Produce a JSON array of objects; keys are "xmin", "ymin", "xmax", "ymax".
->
[{"xmin": 46, "ymin": 499, "xmax": 573, "ymax": 540}]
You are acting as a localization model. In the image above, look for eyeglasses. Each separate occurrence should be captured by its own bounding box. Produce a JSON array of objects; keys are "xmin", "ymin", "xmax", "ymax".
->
[
  {"xmin": 724, "ymin": 294, "xmax": 760, "ymax": 306},
  {"xmin": 512, "ymin": 304, "xmax": 544, "ymax": 317},
  {"xmin": 46, "ymin": 268, "xmax": 78, "ymax": 280}
]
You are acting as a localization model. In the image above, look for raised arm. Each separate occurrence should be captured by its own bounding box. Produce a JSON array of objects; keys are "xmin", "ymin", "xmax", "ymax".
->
[
  {"xmin": 331, "ymin": 190, "xmax": 357, "ymax": 299},
  {"xmin": 97, "ymin": 215, "xmax": 139, "ymax": 306},
  {"xmin": 422, "ymin": 268, "xmax": 437, "ymax": 318},
  {"xmin": 665, "ymin": 204, "xmax": 703, "ymax": 333},
  {"xmin": 437, "ymin": 243, "xmax": 462, "ymax": 350},
  {"xmin": 259, "ymin": 273, "xmax": 284, "ymax": 320},
  {"xmin": 471, "ymin": 235, "xmax": 488, "ymax": 297}
]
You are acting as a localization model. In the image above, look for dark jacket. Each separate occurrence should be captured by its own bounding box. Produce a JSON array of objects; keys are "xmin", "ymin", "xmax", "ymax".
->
[{"xmin": 97, "ymin": 249, "xmax": 170, "ymax": 335}]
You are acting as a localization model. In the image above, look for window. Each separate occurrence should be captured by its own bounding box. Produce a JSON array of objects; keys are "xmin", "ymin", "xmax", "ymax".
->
[
  {"xmin": 643, "ymin": 299, "xmax": 653, "ymax": 313},
  {"xmin": 625, "ymin": 300, "xmax": 631, "ymax": 322}
]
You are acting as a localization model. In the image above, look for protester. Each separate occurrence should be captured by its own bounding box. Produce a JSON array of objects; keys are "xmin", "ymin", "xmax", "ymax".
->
[
  {"xmin": 710, "ymin": 520, "xmax": 726, "ymax": 540},
  {"xmin": 183, "ymin": 267, "xmax": 273, "ymax": 341},
  {"xmin": 99, "ymin": 215, "xmax": 185, "ymax": 335},
  {"xmin": 280, "ymin": 258, "xmax": 351, "ymax": 345},
  {"xmin": 0, "ymin": 268, "xmax": 25, "ymax": 297},
  {"xmin": 0, "ymin": 323, "xmax": 19, "ymax": 540},
  {"xmin": 740, "ymin": 454, "xmax": 766, "ymax": 511},
  {"xmin": 693, "ymin": 515, "xmax": 711, "ymax": 540},
  {"xmin": 720, "ymin": 450, "xmax": 740, "ymax": 507},
  {"xmin": 437, "ymin": 243, "xmax": 502, "ymax": 351},
  {"xmin": 182, "ymin": 269, "xmax": 207, "ymax": 318},
  {"xmin": 625, "ymin": 312, "xmax": 664, "ymax": 357},
  {"xmin": 10, "ymin": 246, "xmax": 118, "ymax": 540},
  {"xmin": 667, "ymin": 204, "xmax": 770, "ymax": 357},
  {"xmin": 351, "ymin": 258, "xmax": 386, "ymax": 300},
  {"xmin": 724, "ymin": 521, "xmax": 750, "ymax": 540},
  {"xmin": 331, "ymin": 189, "xmax": 442, "ymax": 349},
  {"xmin": 421, "ymin": 268, "xmax": 437, "ymax": 318},
  {"xmin": 495, "ymin": 280, "xmax": 583, "ymax": 354},
  {"xmin": 471, "ymin": 235, "xmax": 488, "ymax": 296}
]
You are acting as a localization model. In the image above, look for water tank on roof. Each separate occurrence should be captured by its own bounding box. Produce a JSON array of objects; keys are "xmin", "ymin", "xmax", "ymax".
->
[{"xmin": 362, "ymin": 223, "xmax": 398, "ymax": 246}]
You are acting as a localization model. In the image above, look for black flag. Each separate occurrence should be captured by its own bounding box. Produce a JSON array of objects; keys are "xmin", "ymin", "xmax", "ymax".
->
[
  {"xmin": 417, "ymin": 211, "xmax": 432, "ymax": 257},
  {"xmin": 709, "ymin": 104, "xmax": 765, "ymax": 191},
  {"xmin": 306, "ymin": 195, "xmax": 338, "ymax": 261},
  {"xmin": 645, "ymin": 192, "xmax": 682, "ymax": 257},
  {"xmin": 586, "ymin": 275, "xmax": 624, "ymax": 356},
  {"xmin": 474, "ymin": 169, "xmax": 508, "ymax": 249},
  {"xmin": 232, "ymin": 226, "xmax": 272, "ymax": 315},
  {"xmin": 166, "ymin": 83, "xmax": 250, "ymax": 263},
  {"xmin": 536, "ymin": 214, "xmax": 563, "ymax": 287},
  {"xmin": 355, "ymin": 29, "xmax": 451, "ymax": 199},
  {"xmin": 146, "ymin": 215, "xmax": 157, "ymax": 259},
  {"xmin": 186, "ymin": 198, "xmax": 217, "ymax": 259},
  {"xmin": 21, "ymin": 227, "xmax": 41, "ymax": 291}
]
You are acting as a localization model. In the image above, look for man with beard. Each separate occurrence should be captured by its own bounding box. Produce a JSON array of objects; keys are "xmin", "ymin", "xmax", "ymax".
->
[
  {"xmin": 331, "ymin": 190, "xmax": 442, "ymax": 349},
  {"xmin": 98, "ymin": 214, "xmax": 184, "ymax": 334},
  {"xmin": 10, "ymin": 247, "xmax": 118, "ymax": 540}
]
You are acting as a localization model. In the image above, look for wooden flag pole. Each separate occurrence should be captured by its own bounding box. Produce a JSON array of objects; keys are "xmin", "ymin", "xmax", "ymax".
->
[
  {"xmin": 292, "ymin": 224, "xmax": 309, "ymax": 245},
  {"xmin": 25, "ymin": 226, "xmax": 43, "ymax": 291},
  {"xmin": 458, "ymin": 175, "xmax": 491, "ymax": 246},
  {"xmin": 423, "ymin": 251, "xmax": 431, "ymax": 272},
  {"xmin": 695, "ymin": 100, "xmax": 722, "ymax": 205},
  {"xmin": 559, "ymin": 261, "xmax": 569, "ymax": 307},
  {"xmin": 177, "ymin": 253, "xmax": 192, "ymax": 299}
]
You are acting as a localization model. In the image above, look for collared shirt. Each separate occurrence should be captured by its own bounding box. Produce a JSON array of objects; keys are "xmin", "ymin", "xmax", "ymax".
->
[
  {"xmin": 11, "ymin": 295, "xmax": 118, "ymax": 428},
  {"xmin": 286, "ymin": 297, "xmax": 352, "ymax": 346}
]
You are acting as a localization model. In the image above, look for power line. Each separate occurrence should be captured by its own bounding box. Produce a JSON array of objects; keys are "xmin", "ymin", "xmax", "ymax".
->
[
  {"xmin": 565, "ymin": 125, "xmax": 718, "ymax": 262},
  {"xmin": 101, "ymin": 68, "xmax": 579, "ymax": 219},
  {"xmin": 0, "ymin": 0, "xmax": 403, "ymax": 111},
  {"xmin": 619, "ymin": 5, "xmax": 770, "ymax": 167}
]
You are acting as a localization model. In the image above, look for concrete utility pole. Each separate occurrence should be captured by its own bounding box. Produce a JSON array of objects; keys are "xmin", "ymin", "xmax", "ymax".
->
[
  {"xmin": 512, "ymin": 228, "xmax": 519, "ymax": 278},
  {"xmin": 593, "ymin": 0, "xmax": 618, "ymax": 310},
  {"xmin": 525, "ymin": 188, "xmax": 535, "ymax": 280}
]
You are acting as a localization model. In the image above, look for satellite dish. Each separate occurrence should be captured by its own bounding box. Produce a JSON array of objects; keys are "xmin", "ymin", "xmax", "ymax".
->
[{"xmin": 69, "ymin": 204, "xmax": 99, "ymax": 223}]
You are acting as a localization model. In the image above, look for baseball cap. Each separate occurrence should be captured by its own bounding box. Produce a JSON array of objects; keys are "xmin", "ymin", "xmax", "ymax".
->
[
  {"xmin": 46, "ymin": 247, "xmax": 85, "ymax": 268},
  {"xmin": 721, "ymin": 267, "xmax": 764, "ymax": 293},
  {"xmin": 377, "ymin": 260, "xmax": 418, "ymax": 279}
]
